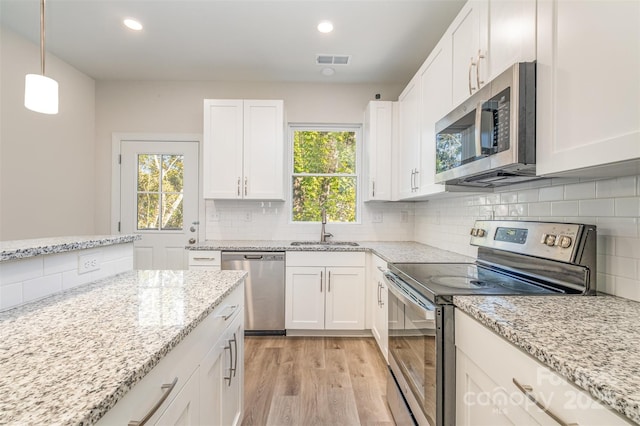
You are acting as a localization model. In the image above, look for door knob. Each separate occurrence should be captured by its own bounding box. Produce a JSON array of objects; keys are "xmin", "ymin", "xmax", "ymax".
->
[{"xmin": 188, "ymin": 238, "xmax": 196, "ymax": 244}]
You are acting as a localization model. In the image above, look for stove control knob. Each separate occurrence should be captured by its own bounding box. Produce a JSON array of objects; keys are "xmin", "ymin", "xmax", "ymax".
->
[
  {"xmin": 470, "ymin": 228, "xmax": 478, "ymax": 236},
  {"xmin": 543, "ymin": 234, "xmax": 557, "ymax": 246},
  {"xmin": 476, "ymin": 229, "xmax": 486, "ymax": 237},
  {"xmin": 559, "ymin": 235, "xmax": 573, "ymax": 248}
]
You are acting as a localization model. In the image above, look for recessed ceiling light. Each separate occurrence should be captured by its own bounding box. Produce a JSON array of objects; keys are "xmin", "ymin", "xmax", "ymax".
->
[
  {"xmin": 321, "ymin": 67, "xmax": 335, "ymax": 76},
  {"xmin": 317, "ymin": 21, "xmax": 334, "ymax": 33},
  {"xmin": 123, "ymin": 18, "xmax": 143, "ymax": 31}
]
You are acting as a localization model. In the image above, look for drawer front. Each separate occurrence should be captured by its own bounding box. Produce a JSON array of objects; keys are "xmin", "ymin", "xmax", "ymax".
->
[
  {"xmin": 455, "ymin": 310, "xmax": 630, "ymax": 426},
  {"xmin": 189, "ymin": 250, "xmax": 221, "ymax": 268},
  {"xmin": 286, "ymin": 251, "xmax": 365, "ymax": 267}
]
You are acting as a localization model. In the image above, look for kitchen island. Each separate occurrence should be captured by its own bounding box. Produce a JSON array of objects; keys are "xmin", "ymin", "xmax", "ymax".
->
[
  {"xmin": 454, "ymin": 295, "xmax": 640, "ymax": 425},
  {"xmin": 0, "ymin": 269, "xmax": 246, "ymax": 425}
]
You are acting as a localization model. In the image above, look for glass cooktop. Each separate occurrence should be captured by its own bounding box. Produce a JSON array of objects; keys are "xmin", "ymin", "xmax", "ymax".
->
[{"xmin": 388, "ymin": 262, "xmax": 568, "ymax": 304}]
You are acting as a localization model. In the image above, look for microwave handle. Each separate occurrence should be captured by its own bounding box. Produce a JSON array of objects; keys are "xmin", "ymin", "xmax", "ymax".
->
[{"xmin": 474, "ymin": 102, "xmax": 483, "ymax": 157}]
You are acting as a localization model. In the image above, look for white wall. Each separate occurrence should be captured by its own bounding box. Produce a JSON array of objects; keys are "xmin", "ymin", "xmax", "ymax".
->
[
  {"xmin": 94, "ymin": 80, "xmax": 405, "ymax": 239},
  {"xmin": 0, "ymin": 28, "xmax": 96, "ymax": 240},
  {"xmin": 414, "ymin": 176, "xmax": 640, "ymax": 302}
]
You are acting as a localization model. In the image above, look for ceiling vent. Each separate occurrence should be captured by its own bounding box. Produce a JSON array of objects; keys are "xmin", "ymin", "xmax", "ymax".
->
[{"xmin": 316, "ymin": 54, "xmax": 351, "ymax": 65}]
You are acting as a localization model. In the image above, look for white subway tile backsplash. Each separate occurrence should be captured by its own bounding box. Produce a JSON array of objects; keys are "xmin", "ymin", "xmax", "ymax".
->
[
  {"xmin": 615, "ymin": 198, "xmax": 640, "ymax": 217},
  {"xmin": 0, "ymin": 282, "xmax": 22, "ymax": 309},
  {"xmin": 551, "ymin": 201, "xmax": 579, "ymax": 216},
  {"xmin": 596, "ymin": 217, "xmax": 638, "ymax": 238},
  {"xmin": 500, "ymin": 192, "xmax": 518, "ymax": 204},
  {"xmin": 485, "ymin": 193, "xmax": 501, "ymax": 205},
  {"xmin": 613, "ymin": 276, "xmax": 640, "ymax": 301},
  {"xmin": 596, "ymin": 176, "xmax": 637, "ymax": 198},
  {"xmin": 539, "ymin": 186, "xmax": 564, "ymax": 202},
  {"xmin": 528, "ymin": 202, "xmax": 551, "ymax": 217},
  {"xmin": 0, "ymin": 257, "xmax": 43, "ymax": 286},
  {"xmin": 565, "ymin": 182, "xmax": 596, "ymax": 200},
  {"xmin": 579, "ymin": 199, "xmax": 614, "ymax": 217},
  {"xmin": 509, "ymin": 204, "xmax": 528, "ymax": 217},
  {"xmin": 43, "ymin": 252, "xmax": 77, "ymax": 275},
  {"xmin": 22, "ymin": 274, "xmax": 63, "ymax": 303},
  {"xmin": 615, "ymin": 237, "xmax": 640, "ymax": 258},
  {"xmin": 517, "ymin": 189, "xmax": 539, "ymax": 203}
]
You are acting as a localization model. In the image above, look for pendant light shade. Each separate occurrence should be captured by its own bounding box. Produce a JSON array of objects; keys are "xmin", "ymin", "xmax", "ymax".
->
[
  {"xmin": 25, "ymin": 74, "xmax": 58, "ymax": 114},
  {"xmin": 24, "ymin": 0, "xmax": 59, "ymax": 115}
]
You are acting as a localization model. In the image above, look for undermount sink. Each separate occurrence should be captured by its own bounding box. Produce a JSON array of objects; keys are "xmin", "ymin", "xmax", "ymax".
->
[{"xmin": 290, "ymin": 241, "xmax": 359, "ymax": 247}]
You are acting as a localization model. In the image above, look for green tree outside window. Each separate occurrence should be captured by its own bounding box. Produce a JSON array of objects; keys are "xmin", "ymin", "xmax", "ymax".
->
[{"xmin": 291, "ymin": 129, "xmax": 358, "ymax": 222}]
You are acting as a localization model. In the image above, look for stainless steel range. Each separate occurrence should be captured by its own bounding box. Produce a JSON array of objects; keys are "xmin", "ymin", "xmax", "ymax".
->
[{"xmin": 383, "ymin": 220, "xmax": 597, "ymax": 426}]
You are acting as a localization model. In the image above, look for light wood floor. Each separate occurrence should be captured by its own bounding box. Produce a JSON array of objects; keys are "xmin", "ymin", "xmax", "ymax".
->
[{"xmin": 241, "ymin": 336, "xmax": 395, "ymax": 426}]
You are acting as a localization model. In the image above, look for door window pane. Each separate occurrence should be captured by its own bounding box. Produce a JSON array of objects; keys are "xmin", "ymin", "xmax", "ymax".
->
[{"xmin": 137, "ymin": 154, "xmax": 184, "ymax": 231}]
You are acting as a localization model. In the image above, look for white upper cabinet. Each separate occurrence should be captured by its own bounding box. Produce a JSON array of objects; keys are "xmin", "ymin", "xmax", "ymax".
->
[
  {"xmin": 363, "ymin": 101, "xmax": 394, "ymax": 202},
  {"xmin": 417, "ymin": 38, "xmax": 453, "ymax": 197},
  {"xmin": 203, "ymin": 99, "xmax": 284, "ymax": 200},
  {"xmin": 450, "ymin": 0, "xmax": 488, "ymax": 108},
  {"xmin": 450, "ymin": 0, "xmax": 536, "ymax": 109},
  {"xmin": 536, "ymin": 0, "xmax": 640, "ymax": 177},
  {"xmin": 487, "ymin": 0, "xmax": 536, "ymax": 79},
  {"xmin": 397, "ymin": 76, "xmax": 421, "ymax": 200}
]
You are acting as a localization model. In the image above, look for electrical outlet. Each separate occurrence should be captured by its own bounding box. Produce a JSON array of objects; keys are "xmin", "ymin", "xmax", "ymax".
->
[
  {"xmin": 371, "ymin": 212, "xmax": 383, "ymax": 223},
  {"xmin": 244, "ymin": 211, "xmax": 252, "ymax": 222},
  {"xmin": 401, "ymin": 210, "xmax": 409, "ymax": 223},
  {"xmin": 78, "ymin": 253, "xmax": 101, "ymax": 274},
  {"xmin": 209, "ymin": 211, "xmax": 221, "ymax": 222}
]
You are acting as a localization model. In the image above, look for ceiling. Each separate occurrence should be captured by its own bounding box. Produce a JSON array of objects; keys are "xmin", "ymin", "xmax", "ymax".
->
[{"xmin": 0, "ymin": 0, "xmax": 465, "ymax": 84}]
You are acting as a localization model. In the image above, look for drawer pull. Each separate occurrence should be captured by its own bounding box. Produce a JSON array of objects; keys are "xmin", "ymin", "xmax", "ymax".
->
[
  {"xmin": 224, "ymin": 343, "xmax": 233, "ymax": 386},
  {"xmin": 192, "ymin": 257, "xmax": 217, "ymax": 261},
  {"xmin": 230, "ymin": 332, "xmax": 238, "ymax": 377},
  {"xmin": 512, "ymin": 378, "xmax": 579, "ymax": 426},
  {"xmin": 128, "ymin": 377, "xmax": 178, "ymax": 426},
  {"xmin": 216, "ymin": 304, "xmax": 239, "ymax": 321}
]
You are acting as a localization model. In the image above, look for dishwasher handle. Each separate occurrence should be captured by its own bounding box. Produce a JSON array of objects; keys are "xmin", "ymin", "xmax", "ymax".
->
[{"xmin": 244, "ymin": 255, "xmax": 263, "ymax": 260}]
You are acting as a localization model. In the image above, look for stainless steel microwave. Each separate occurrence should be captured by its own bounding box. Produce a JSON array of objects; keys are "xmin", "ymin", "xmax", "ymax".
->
[{"xmin": 435, "ymin": 62, "xmax": 537, "ymax": 187}]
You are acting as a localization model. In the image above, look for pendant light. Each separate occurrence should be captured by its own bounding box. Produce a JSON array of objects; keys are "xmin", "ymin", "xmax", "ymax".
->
[{"xmin": 24, "ymin": 0, "xmax": 58, "ymax": 114}]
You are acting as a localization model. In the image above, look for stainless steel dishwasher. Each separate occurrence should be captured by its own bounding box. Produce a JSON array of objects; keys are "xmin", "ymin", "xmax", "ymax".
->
[{"xmin": 221, "ymin": 252, "xmax": 285, "ymax": 336}]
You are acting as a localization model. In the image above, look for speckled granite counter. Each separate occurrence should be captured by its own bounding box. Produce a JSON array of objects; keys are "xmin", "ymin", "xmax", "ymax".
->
[
  {"xmin": 454, "ymin": 295, "xmax": 640, "ymax": 424},
  {"xmin": 189, "ymin": 240, "xmax": 474, "ymax": 264},
  {"xmin": 0, "ymin": 234, "xmax": 140, "ymax": 261},
  {"xmin": 0, "ymin": 269, "xmax": 246, "ymax": 425}
]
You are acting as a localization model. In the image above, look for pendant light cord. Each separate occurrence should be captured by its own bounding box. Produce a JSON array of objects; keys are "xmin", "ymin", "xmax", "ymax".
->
[{"xmin": 40, "ymin": 0, "xmax": 45, "ymax": 76}]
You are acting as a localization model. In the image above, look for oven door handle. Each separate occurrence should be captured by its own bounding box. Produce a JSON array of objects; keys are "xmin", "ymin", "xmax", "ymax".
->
[{"xmin": 383, "ymin": 271, "xmax": 436, "ymax": 319}]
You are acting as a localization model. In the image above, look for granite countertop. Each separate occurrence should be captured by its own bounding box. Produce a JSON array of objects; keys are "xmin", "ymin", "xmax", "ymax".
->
[
  {"xmin": 189, "ymin": 240, "xmax": 474, "ymax": 264},
  {"xmin": 0, "ymin": 234, "xmax": 140, "ymax": 262},
  {"xmin": 0, "ymin": 269, "xmax": 247, "ymax": 425},
  {"xmin": 454, "ymin": 295, "xmax": 640, "ymax": 424}
]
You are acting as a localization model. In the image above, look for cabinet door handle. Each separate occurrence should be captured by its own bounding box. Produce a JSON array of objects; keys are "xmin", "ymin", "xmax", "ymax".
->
[
  {"xmin": 320, "ymin": 270, "xmax": 323, "ymax": 292},
  {"xmin": 128, "ymin": 377, "xmax": 178, "ymax": 426},
  {"xmin": 230, "ymin": 332, "xmax": 238, "ymax": 377},
  {"xmin": 414, "ymin": 169, "xmax": 419, "ymax": 190},
  {"xmin": 512, "ymin": 378, "xmax": 579, "ymax": 426},
  {"xmin": 377, "ymin": 282, "xmax": 382, "ymax": 305},
  {"xmin": 244, "ymin": 177, "xmax": 248, "ymax": 196},
  {"xmin": 372, "ymin": 180, "xmax": 376, "ymax": 198},
  {"xmin": 468, "ymin": 58, "xmax": 477, "ymax": 94},
  {"xmin": 410, "ymin": 169, "xmax": 415, "ymax": 191},
  {"xmin": 328, "ymin": 271, "xmax": 331, "ymax": 292},
  {"xmin": 237, "ymin": 177, "xmax": 241, "ymax": 196},
  {"xmin": 476, "ymin": 50, "xmax": 485, "ymax": 88},
  {"xmin": 216, "ymin": 304, "xmax": 239, "ymax": 321},
  {"xmin": 224, "ymin": 342, "xmax": 233, "ymax": 386}
]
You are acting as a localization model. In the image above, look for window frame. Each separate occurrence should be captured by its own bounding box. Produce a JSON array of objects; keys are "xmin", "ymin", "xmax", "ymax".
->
[{"xmin": 288, "ymin": 123, "xmax": 362, "ymax": 224}]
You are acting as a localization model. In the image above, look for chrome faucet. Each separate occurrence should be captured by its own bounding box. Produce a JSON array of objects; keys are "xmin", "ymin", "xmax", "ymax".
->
[{"xmin": 320, "ymin": 208, "xmax": 333, "ymax": 242}]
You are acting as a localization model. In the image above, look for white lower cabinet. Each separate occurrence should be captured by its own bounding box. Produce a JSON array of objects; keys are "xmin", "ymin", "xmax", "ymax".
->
[
  {"xmin": 97, "ymin": 284, "xmax": 244, "ymax": 426},
  {"xmin": 455, "ymin": 309, "xmax": 630, "ymax": 426},
  {"xmin": 370, "ymin": 254, "xmax": 388, "ymax": 361},
  {"xmin": 154, "ymin": 369, "xmax": 200, "ymax": 425},
  {"xmin": 286, "ymin": 252, "xmax": 366, "ymax": 330},
  {"xmin": 188, "ymin": 250, "xmax": 221, "ymax": 270},
  {"xmin": 200, "ymin": 311, "xmax": 244, "ymax": 426}
]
